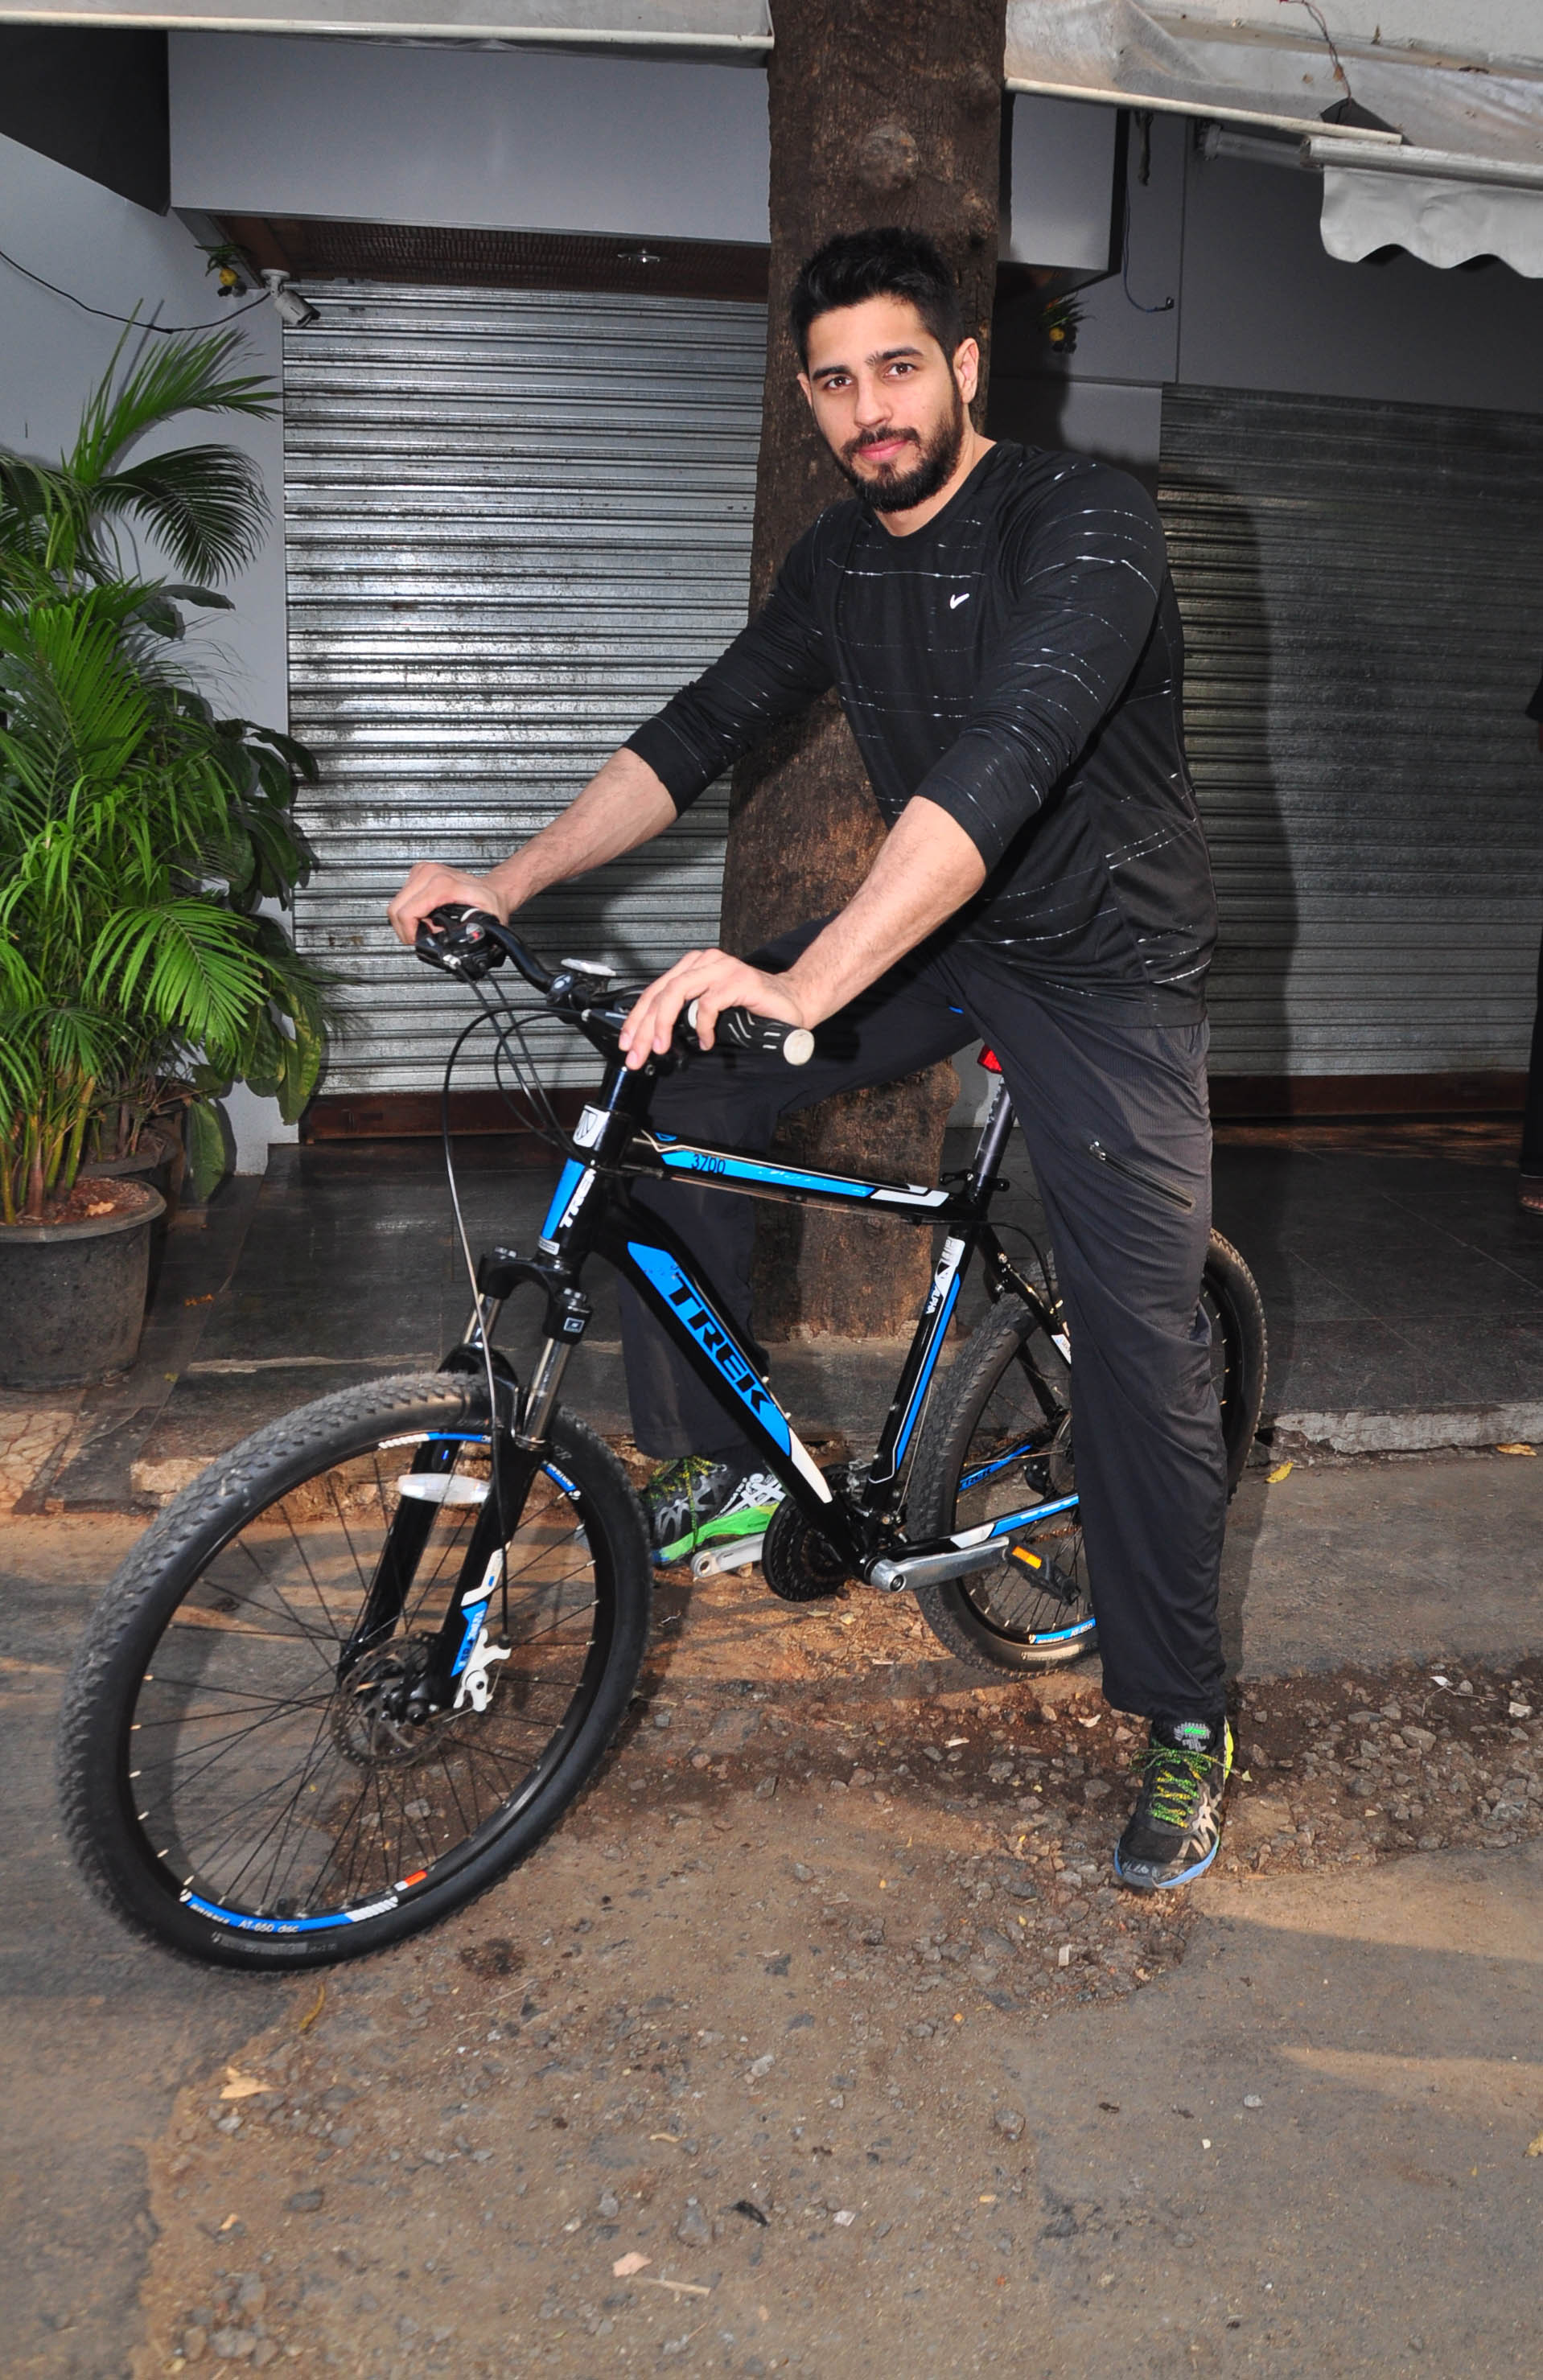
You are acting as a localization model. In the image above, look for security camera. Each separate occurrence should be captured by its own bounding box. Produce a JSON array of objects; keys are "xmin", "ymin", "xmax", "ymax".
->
[{"xmin": 261, "ymin": 270, "xmax": 319, "ymax": 329}]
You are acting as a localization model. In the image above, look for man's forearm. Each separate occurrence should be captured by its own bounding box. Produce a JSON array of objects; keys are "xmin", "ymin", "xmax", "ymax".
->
[
  {"xmin": 487, "ymin": 748, "xmax": 677, "ymax": 909},
  {"xmin": 615, "ymin": 795, "xmax": 987, "ymax": 1067},
  {"xmin": 389, "ymin": 746, "xmax": 679, "ymax": 947},
  {"xmin": 782, "ymin": 796, "xmax": 986, "ymax": 1023}
]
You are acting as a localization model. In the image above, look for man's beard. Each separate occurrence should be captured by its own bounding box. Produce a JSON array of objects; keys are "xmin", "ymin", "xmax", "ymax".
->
[{"xmin": 834, "ymin": 391, "xmax": 967, "ymax": 515}]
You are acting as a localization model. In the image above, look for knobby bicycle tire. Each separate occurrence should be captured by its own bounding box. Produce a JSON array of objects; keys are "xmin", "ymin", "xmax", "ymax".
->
[
  {"xmin": 906, "ymin": 1233, "xmax": 1266, "ymax": 1674},
  {"xmin": 57, "ymin": 1374, "xmax": 652, "ymax": 1971}
]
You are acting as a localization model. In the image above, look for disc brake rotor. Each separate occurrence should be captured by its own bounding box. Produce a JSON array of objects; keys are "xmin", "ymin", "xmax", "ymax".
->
[{"xmin": 331, "ymin": 1634, "xmax": 446, "ymax": 1769}]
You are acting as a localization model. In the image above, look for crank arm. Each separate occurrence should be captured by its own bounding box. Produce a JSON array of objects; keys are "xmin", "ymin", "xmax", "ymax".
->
[
  {"xmin": 690, "ymin": 1533, "xmax": 766, "ymax": 1579},
  {"xmin": 865, "ymin": 1492, "xmax": 1080, "ymax": 1596},
  {"xmin": 866, "ymin": 1540, "xmax": 1012, "ymax": 1594}
]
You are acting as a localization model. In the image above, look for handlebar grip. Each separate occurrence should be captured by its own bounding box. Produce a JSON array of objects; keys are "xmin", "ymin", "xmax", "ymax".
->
[
  {"xmin": 686, "ymin": 1000, "xmax": 815, "ymax": 1067},
  {"xmin": 414, "ymin": 902, "xmax": 508, "ymax": 980}
]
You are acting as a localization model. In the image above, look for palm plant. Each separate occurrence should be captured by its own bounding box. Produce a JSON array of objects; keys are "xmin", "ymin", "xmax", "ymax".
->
[{"xmin": 0, "ymin": 327, "xmax": 327, "ymax": 1223}]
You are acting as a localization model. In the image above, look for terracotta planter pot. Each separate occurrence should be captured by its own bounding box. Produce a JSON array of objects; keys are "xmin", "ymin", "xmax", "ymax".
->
[{"xmin": 0, "ymin": 1177, "xmax": 167, "ymax": 1390}]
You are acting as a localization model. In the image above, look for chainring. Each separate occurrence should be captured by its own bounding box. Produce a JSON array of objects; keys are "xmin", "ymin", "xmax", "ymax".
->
[{"xmin": 760, "ymin": 1465, "xmax": 857, "ymax": 1602}]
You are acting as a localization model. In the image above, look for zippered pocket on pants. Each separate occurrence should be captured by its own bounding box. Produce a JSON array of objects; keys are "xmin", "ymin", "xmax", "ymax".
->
[{"xmin": 1086, "ymin": 1139, "xmax": 1196, "ymax": 1212}]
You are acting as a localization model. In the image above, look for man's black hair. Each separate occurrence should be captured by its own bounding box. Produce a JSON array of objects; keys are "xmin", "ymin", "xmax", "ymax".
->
[{"xmin": 789, "ymin": 228, "xmax": 965, "ymax": 368}]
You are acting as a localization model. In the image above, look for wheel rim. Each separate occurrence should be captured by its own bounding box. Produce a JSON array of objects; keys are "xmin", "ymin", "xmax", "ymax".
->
[
  {"xmin": 121, "ymin": 1432, "xmax": 611, "ymax": 1936},
  {"xmin": 950, "ymin": 1331, "xmax": 1096, "ymax": 1647}
]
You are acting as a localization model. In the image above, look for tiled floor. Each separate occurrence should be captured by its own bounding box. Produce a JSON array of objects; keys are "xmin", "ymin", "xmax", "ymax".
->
[
  {"xmin": 23, "ymin": 1114, "xmax": 1543, "ymax": 1509},
  {"xmin": 1209, "ymin": 1127, "xmax": 1543, "ymax": 1423}
]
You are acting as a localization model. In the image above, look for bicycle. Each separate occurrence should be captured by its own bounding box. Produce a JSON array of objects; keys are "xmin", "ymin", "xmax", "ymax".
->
[{"xmin": 59, "ymin": 904, "xmax": 1266, "ymax": 1971}]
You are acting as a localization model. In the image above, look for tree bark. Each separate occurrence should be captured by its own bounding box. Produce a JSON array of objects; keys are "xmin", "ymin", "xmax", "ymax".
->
[{"xmin": 718, "ymin": 0, "xmax": 1006, "ymax": 1338}]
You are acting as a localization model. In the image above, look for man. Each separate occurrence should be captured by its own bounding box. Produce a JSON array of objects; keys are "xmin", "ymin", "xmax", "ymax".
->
[{"xmin": 389, "ymin": 228, "xmax": 1230, "ymax": 1891}]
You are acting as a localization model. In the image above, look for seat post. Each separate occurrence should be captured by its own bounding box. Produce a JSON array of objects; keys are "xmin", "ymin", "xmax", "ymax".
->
[{"xmin": 968, "ymin": 1075, "xmax": 1015, "ymax": 1199}]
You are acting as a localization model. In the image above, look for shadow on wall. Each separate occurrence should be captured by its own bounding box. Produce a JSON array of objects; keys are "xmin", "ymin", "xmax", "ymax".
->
[
  {"xmin": 989, "ymin": 344, "xmax": 1305, "ymax": 1440},
  {"xmin": 985, "ymin": 289, "xmax": 1164, "ymax": 499},
  {"xmin": 986, "ymin": 387, "xmax": 1158, "ymax": 495},
  {"xmin": 1154, "ymin": 458, "xmax": 1299, "ymax": 1388}
]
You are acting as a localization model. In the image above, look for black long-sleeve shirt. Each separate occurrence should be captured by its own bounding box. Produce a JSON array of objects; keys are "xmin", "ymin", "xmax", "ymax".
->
[{"xmin": 627, "ymin": 439, "xmax": 1217, "ymax": 1017}]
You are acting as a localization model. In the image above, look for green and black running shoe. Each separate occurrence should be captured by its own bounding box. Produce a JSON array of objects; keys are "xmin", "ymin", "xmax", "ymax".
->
[
  {"xmin": 1113, "ymin": 1717, "xmax": 1233, "ymax": 1891},
  {"xmin": 643, "ymin": 1455, "xmax": 784, "ymax": 1567}
]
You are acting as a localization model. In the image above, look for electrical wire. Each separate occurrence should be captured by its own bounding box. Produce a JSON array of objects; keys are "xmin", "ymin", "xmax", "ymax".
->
[
  {"xmin": 439, "ymin": 1009, "xmax": 516, "ymax": 1626},
  {"xmin": 1278, "ymin": 0, "xmax": 1354, "ymax": 100},
  {"xmin": 1121, "ymin": 175, "xmax": 1175, "ymax": 315},
  {"xmin": 0, "ymin": 242, "xmax": 272, "ymax": 332}
]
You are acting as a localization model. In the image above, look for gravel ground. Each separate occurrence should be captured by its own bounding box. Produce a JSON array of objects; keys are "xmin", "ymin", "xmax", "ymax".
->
[{"xmin": 130, "ymin": 1559, "xmax": 1543, "ymax": 2380}]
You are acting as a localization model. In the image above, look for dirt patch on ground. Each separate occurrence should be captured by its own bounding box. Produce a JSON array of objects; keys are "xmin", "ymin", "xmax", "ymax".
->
[
  {"xmin": 130, "ymin": 1562, "xmax": 1543, "ymax": 2380},
  {"xmin": 1222, "ymin": 1653, "xmax": 1543, "ymax": 1872}
]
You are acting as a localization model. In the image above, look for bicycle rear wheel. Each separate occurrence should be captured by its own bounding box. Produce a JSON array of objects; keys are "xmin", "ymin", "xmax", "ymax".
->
[
  {"xmin": 58, "ymin": 1374, "xmax": 650, "ymax": 1971},
  {"xmin": 907, "ymin": 1235, "xmax": 1266, "ymax": 1674},
  {"xmin": 907, "ymin": 1284, "xmax": 1093, "ymax": 1673}
]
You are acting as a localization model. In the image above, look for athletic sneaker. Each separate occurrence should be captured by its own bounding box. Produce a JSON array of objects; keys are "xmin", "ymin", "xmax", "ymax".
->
[
  {"xmin": 643, "ymin": 1455, "xmax": 784, "ymax": 1566},
  {"xmin": 1113, "ymin": 1716, "xmax": 1234, "ymax": 1891}
]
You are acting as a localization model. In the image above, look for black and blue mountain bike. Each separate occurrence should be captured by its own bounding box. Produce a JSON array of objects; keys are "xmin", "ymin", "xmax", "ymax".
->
[{"xmin": 59, "ymin": 905, "xmax": 1265, "ymax": 1971}]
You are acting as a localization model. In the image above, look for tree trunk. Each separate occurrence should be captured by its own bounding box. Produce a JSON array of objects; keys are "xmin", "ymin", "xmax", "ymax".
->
[{"xmin": 718, "ymin": 0, "xmax": 1005, "ymax": 1338}]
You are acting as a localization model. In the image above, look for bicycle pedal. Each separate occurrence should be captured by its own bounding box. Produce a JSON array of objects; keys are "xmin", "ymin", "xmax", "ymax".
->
[
  {"xmin": 1004, "ymin": 1539, "xmax": 1081, "ymax": 1605},
  {"xmin": 689, "ymin": 1534, "xmax": 766, "ymax": 1579}
]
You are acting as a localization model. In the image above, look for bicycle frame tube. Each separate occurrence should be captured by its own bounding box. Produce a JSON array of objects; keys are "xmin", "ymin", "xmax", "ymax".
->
[{"xmin": 515, "ymin": 1067, "xmax": 1072, "ymax": 1586}]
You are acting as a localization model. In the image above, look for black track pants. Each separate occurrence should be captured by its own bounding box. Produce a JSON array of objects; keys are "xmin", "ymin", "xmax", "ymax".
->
[{"xmin": 617, "ymin": 927, "xmax": 1228, "ymax": 1725}]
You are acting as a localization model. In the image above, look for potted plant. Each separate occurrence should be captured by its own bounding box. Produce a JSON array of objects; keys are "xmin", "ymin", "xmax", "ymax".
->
[{"xmin": 0, "ymin": 327, "xmax": 328, "ymax": 1387}]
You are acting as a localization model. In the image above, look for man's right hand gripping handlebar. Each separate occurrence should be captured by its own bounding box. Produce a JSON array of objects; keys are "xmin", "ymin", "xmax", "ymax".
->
[
  {"xmin": 615, "ymin": 942, "xmax": 815, "ymax": 1071},
  {"xmin": 409, "ymin": 902, "xmax": 813, "ymax": 1067}
]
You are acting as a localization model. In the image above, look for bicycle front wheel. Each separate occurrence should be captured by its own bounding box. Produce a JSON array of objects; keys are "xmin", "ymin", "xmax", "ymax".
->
[{"xmin": 58, "ymin": 1374, "xmax": 651, "ymax": 1971}]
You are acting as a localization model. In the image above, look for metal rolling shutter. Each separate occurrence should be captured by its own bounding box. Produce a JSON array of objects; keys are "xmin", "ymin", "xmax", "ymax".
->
[
  {"xmin": 283, "ymin": 283, "xmax": 765, "ymax": 1091},
  {"xmin": 1159, "ymin": 385, "xmax": 1543, "ymax": 1079}
]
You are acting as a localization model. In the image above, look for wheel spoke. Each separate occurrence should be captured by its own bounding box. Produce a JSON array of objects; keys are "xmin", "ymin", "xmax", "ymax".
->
[
  {"xmin": 80, "ymin": 1392, "xmax": 648, "ymax": 1957},
  {"xmin": 907, "ymin": 1296, "xmax": 1096, "ymax": 1665},
  {"xmin": 126, "ymin": 1430, "xmax": 603, "ymax": 1913}
]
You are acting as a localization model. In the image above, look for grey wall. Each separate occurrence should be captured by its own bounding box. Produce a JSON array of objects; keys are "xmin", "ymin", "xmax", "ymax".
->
[
  {"xmin": 168, "ymin": 33, "xmax": 771, "ymax": 241},
  {"xmin": 1179, "ymin": 145, "xmax": 1543, "ymax": 409},
  {"xmin": 990, "ymin": 105, "xmax": 1187, "ymax": 484},
  {"xmin": 0, "ymin": 131, "xmax": 291, "ymax": 1167},
  {"xmin": 169, "ymin": 50, "xmax": 1142, "ymax": 274},
  {"xmin": 0, "ymin": 26, "xmax": 169, "ymax": 212},
  {"xmin": 1002, "ymin": 92, "xmax": 1119, "ymax": 273},
  {"xmin": 991, "ymin": 100, "xmax": 1543, "ymax": 472}
]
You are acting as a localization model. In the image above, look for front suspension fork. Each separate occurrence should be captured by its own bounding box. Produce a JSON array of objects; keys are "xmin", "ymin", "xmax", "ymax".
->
[{"xmin": 338, "ymin": 1337, "xmax": 539, "ymax": 1714}]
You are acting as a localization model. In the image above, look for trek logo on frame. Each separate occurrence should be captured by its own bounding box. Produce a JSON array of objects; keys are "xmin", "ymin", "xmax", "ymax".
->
[{"xmin": 626, "ymin": 1242, "xmax": 786, "ymax": 1443}]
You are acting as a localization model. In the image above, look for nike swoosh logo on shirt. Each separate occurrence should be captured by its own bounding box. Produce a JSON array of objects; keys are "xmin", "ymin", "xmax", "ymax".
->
[{"xmin": 949, "ymin": 591, "xmax": 971, "ymax": 608}]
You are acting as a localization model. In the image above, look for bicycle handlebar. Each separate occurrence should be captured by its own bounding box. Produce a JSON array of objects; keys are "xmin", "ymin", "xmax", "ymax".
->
[
  {"xmin": 685, "ymin": 1000, "xmax": 815, "ymax": 1067},
  {"xmin": 412, "ymin": 903, "xmax": 813, "ymax": 1066},
  {"xmin": 413, "ymin": 902, "xmax": 550, "ymax": 991}
]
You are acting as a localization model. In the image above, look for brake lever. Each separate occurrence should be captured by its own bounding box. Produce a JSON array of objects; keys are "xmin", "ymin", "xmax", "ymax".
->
[{"xmin": 414, "ymin": 902, "xmax": 508, "ymax": 981}]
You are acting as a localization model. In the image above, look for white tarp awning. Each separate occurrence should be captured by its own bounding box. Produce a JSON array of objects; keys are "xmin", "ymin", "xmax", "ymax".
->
[
  {"xmin": 1311, "ymin": 134, "xmax": 1543, "ymax": 275},
  {"xmin": 1006, "ymin": 0, "xmax": 1543, "ymax": 276},
  {"xmin": 0, "ymin": 0, "xmax": 770, "ymax": 46},
  {"xmin": 7, "ymin": 0, "xmax": 1543, "ymax": 269}
]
